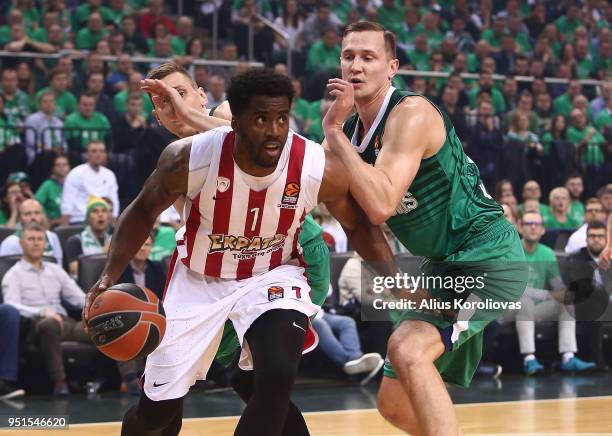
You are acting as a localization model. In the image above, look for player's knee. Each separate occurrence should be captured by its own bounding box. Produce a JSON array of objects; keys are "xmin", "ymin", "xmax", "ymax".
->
[{"xmin": 387, "ymin": 332, "xmax": 427, "ymax": 372}]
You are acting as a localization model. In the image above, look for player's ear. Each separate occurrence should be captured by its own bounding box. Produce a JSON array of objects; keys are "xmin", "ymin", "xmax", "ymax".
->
[
  {"xmin": 152, "ymin": 109, "xmax": 161, "ymax": 125},
  {"xmin": 198, "ymin": 87, "xmax": 208, "ymax": 108},
  {"xmin": 388, "ymin": 58, "xmax": 399, "ymax": 81}
]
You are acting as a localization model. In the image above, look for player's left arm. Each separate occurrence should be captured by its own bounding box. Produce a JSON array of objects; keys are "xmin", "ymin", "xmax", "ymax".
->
[
  {"xmin": 318, "ymin": 150, "xmax": 397, "ymax": 274},
  {"xmin": 324, "ymin": 81, "xmax": 442, "ymax": 224}
]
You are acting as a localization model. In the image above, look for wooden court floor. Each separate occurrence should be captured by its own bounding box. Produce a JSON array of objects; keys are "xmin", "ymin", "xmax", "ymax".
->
[{"xmin": 2, "ymin": 396, "xmax": 611, "ymax": 435}]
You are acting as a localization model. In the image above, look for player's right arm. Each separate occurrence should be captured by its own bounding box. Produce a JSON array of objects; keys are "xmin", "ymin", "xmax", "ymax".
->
[{"xmin": 82, "ymin": 137, "xmax": 191, "ymax": 325}]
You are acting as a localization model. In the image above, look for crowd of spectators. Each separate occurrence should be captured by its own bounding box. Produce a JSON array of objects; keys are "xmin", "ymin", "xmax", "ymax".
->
[{"xmin": 0, "ymin": 0, "xmax": 610, "ymax": 398}]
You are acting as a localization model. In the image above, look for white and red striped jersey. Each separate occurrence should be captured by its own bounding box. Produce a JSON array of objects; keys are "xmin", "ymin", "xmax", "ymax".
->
[{"xmin": 175, "ymin": 126, "xmax": 325, "ymax": 279}]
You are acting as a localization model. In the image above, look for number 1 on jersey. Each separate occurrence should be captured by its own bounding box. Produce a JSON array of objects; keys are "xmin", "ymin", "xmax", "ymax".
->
[{"xmin": 250, "ymin": 207, "xmax": 260, "ymax": 232}]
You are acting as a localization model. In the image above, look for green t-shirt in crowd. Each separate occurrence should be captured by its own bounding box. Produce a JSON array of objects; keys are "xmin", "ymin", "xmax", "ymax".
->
[
  {"xmin": 2, "ymin": 90, "xmax": 31, "ymax": 122},
  {"xmin": 35, "ymin": 178, "xmax": 63, "ymax": 220},
  {"xmin": 63, "ymin": 111, "xmax": 111, "ymax": 149},
  {"xmin": 0, "ymin": 209, "xmax": 7, "ymax": 225},
  {"xmin": 481, "ymin": 29, "xmax": 504, "ymax": 49},
  {"xmin": 569, "ymin": 200, "xmax": 585, "ymax": 225},
  {"xmin": 518, "ymin": 202, "xmax": 549, "ymax": 217},
  {"xmin": 35, "ymin": 87, "xmax": 78, "ymax": 119},
  {"xmin": 291, "ymin": 97, "xmax": 311, "ymax": 124},
  {"xmin": 553, "ymin": 93, "xmax": 574, "ymax": 117},
  {"xmin": 376, "ymin": 4, "xmax": 405, "ymax": 35},
  {"xmin": 305, "ymin": 42, "xmax": 341, "ymax": 73},
  {"xmin": 170, "ymin": 36, "xmax": 187, "ymax": 56},
  {"xmin": 555, "ymin": 16, "xmax": 581, "ymax": 39},
  {"xmin": 567, "ymin": 125, "xmax": 606, "ymax": 166},
  {"xmin": 543, "ymin": 211, "xmax": 582, "ymax": 230},
  {"xmin": 112, "ymin": 90, "xmax": 154, "ymax": 118},
  {"xmin": 72, "ymin": 3, "xmax": 114, "ymax": 27},
  {"xmin": 523, "ymin": 243, "xmax": 561, "ymax": 290},
  {"xmin": 75, "ymin": 27, "xmax": 109, "ymax": 50},
  {"xmin": 149, "ymin": 225, "xmax": 177, "ymax": 261},
  {"xmin": 408, "ymin": 50, "xmax": 431, "ymax": 71},
  {"xmin": 595, "ymin": 109, "xmax": 611, "ymax": 130}
]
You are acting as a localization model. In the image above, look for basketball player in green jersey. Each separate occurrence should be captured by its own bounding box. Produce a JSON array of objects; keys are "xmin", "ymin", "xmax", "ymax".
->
[{"xmin": 323, "ymin": 22, "xmax": 528, "ymax": 435}]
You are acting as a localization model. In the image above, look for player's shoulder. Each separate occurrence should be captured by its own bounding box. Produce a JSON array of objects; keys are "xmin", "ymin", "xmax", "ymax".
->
[
  {"xmin": 392, "ymin": 94, "xmax": 441, "ymax": 120},
  {"xmin": 189, "ymin": 126, "xmax": 232, "ymax": 170}
]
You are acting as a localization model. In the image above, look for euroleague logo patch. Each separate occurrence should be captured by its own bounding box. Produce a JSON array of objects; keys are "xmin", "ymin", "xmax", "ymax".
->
[
  {"xmin": 268, "ymin": 286, "xmax": 284, "ymax": 301},
  {"xmin": 279, "ymin": 182, "xmax": 300, "ymax": 209}
]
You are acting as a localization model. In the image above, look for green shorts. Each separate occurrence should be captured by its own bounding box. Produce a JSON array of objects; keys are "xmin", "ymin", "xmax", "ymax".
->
[{"xmin": 384, "ymin": 221, "xmax": 528, "ymax": 387}]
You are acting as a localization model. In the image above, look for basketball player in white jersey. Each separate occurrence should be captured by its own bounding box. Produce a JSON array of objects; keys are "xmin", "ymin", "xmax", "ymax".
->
[{"xmin": 83, "ymin": 68, "xmax": 396, "ymax": 436}]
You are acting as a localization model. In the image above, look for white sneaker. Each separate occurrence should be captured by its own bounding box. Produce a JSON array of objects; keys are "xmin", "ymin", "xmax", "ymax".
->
[{"xmin": 343, "ymin": 353, "xmax": 384, "ymax": 375}]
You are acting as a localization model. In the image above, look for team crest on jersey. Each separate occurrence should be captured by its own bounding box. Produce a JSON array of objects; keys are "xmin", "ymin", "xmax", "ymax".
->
[
  {"xmin": 216, "ymin": 177, "xmax": 231, "ymax": 193},
  {"xmin": 392, "ymin": 192, "xmax": 418, "ymax": 216},
  {"xmin": 278, "ymin": 182, "xmax": 300, "ymax": 209},
  {"xmin": 208, "ymin": 233, "xmax": 286, "ymax": 259},
  {"xmin": 268, "ymin": 286, "xmax": 284, "ymax": 301}
]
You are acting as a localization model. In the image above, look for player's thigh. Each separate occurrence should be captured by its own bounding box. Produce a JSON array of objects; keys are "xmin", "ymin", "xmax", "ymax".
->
[{"xmin": 377, "ymin": 375, "xmax": 421, "ymax": 431}]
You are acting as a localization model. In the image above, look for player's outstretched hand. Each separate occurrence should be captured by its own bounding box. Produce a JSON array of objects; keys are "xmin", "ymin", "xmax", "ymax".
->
[
  {"xmin": 323, "ymin": 78, "xmax": 355, "ymax": 131},
  {"xmin": 83, "ymin": 274, "xmax": 114, "ymax": 333},
  {"xmin": 141, "ymin": 78, "xmax": 191, "ymax": 121},
  {"xmin": 600, "ymin": 245, "xmax": 611, "ymax": 270}
]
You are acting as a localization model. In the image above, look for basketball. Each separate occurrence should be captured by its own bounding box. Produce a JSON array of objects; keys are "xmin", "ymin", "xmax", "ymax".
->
[{"xmin": 87, "ymin": 283, "xmax": 166, "ymax": 362}]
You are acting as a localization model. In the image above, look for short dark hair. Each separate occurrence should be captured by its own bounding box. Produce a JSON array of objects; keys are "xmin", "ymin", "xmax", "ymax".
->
[
  {"xmin": 343, "ymin": 21, "xmax": 397, "ymax": 60},
  {"xmin": 587, "ymin": 221, "xmax": 606, "ymax": 233},
  {"xmin": 226, "ymin": 68, "xmax": 295, "ymax": 117},
  {"xmin": 80, "ymin": 91, "xmax": 97, "ymax": 100}
]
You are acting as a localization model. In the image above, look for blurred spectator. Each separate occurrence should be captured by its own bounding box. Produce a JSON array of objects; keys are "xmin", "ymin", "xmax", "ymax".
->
[
  {"xmin": 75, "ymin": 12, "xmax": 108, "ymax": 50},
  {"xmin": 273, "ymin": 0, "xmax": 303, "ymax": 53},
  {"xmin": 2, "ymin": 222, "xmax": 137, "ymax": 396},
  {"xmin": 397, "ymin": 7, "xmax": 420, "ymax": 51},
  {"xmin": 534, "ymin": 92, "xmax": 554, "ymax": 134},
  {"xmin": 85, "ymin": 73, "xmax": 115, "ymax": 123},
  {"xmin": 113, "ymin": 93, "xmax": 147, "ymax": 154},
  {"xmin": 377, "ymin": 0, "xmax": 405, "ymax": 35},
  {"xmin": 121, "ymin": 15, "xmax": 149, "ymax": 55},
  {"xmin": 1, "ymin": 69, "xmax": 31, "ymax": 126},
  {"xmin": 567, "ymin": 108, "xmax": 606, "ymax": 173},
  {"xmin": 64, "ymin": 93, "xmax": 111, "ymax": 155},
  {"xmin": 113, "ymin": 71, "xmax": 154, "ymax": 118},
  {"xmin": 566, "ymin": 174, "xmax": 585, "ymax": 224},
  {"xmin": 501, "ymin": 76, "xmax": 518, "ymax": 112},
  {"xmin": 299, "ymin": 2, "xmax": 342, "ymax": 49},
  {"xmin": 566, "ymin": 221, "xmax": 611, "ymax": 369},
  {"xmin": 106, "ymin": 54, "xmax": 134, "ymax": 95},
  {"xmin": 494, "ymin": 34, "xmax": 518, "ymax": 76},
  {"xmin": 545, "ymin": 187, "xmax": 581, "ymax": 230},
  {"xmin": 524, "ymin": 2, "xmax": 548, "ymax": 39},
  {"xmin": 468, "ymin": 72, "xmax": 505, "ymax": 113},
  {"xmin": 139, "ymin": 0, "xmax": 175, "ymax": 38},
  {"xmin": 108, "ymin": 31, "xmax": 126, "ymax": 56},
  {"xmin": 504, "ymin": 90, "xmax": 538, "ymax": 133},
  {"xmin": 0, "ymin": 198, "xmax": 63, "ymax": 265},
  {"xmin": 519, "ymin": 180, "xmax": 548, "ymax": 217},
  {"xmin": 313, "ymin": 204, "xmax": 347, "ymax": 253},
  {"xmin": 3, "ymin": 23, "xmax": 57, "ymax": 56},
  {"xmin": 149, "ymin": 218, "xmax": 177, "ymax": 261},
  {"xmin": 206, "ymin": 75, "xmax": 226, "ymax": 109},
  {"xmin": 468, "ymin": 100, "xmax": 503, "ymax": 191},
  {"xmin": 590, "ymin": 81, "xmax": 612, "ymax": 118},
  {"xmin": 481, "ymin": 15, "xmax": 505, "ymax": 51},
  {"xmin": 0, "ymin": 304, "xmax": 25, "ymax": 400},
  {"xmin": 541, "ymin": 114, "xmax": 576, "ymax": 191},
  {"xmin": 34, "ymin": 70, "xmax": 77, "ymax": 119},
  {"xmin": 504, "ymin": 112, "xmax": 544, "ymax": 193},
  {"xmin": 408, "ymin": 34, "xmax": 430, "ymax": 71},
  {"xmin": 565, "ymin": 198, "xmax": 606, "ymax": 254},
  {"xmin": 170, "ymin": 16, "xmax": 195, "ymax": 56},
  {"xmin": 231, "ymin": 0, "xmax": 275, "ymax": 63},
  {"xmin": 15, "ymin": 61, "xmax": 36, "ymax": 102},
  {"xmin": 554, "ymin": 79, "xmax": 583, "ymax": 117},
  {"xmin": 24, "ymin": 92, "xmax": 65, "ymax": 164},
  {"xmin": 439, "ymin": 85, "xmax": 468, "ymax": 142},
  {"xmin": 306, "ymin": 27, "xmax": 341, "ymax": 74},
  {"xmin": 595, "ymin": 93, "xmax": 612, "ymax": 130},
  {"xmin": 60, "ymin": 141, "xmax": 119, "ymax": 225},
  {"xmin": 0, "ymin": 178, "xmax": 29, "ymax": 229},
  {"xmin": 73, "ymin": 0, "xmax": 114, "ymax": 29},
  {"xmin": 503, "ymin": 211, "xmax": 595, "ymax": 376},
  {"xmin": 446, "ymin": 14, "xmax": 475, "ymax": 53},
  {"xmin": 0, "ymin": 10, "xmax": 26, "ymax": 48},
  {"xmin": 118, "ymin": 234, "xmax": 165, "ymax": 299},
  {"xmin": 35, "ymin": 155, "xmax": 70, "ymax": 228},
  {"xmin": 555, "ymin": 3, "xmax": 582, "ymax": 42},
  {"xmin": 65, "ymin": 197, "xmax": 111, "ymax": 277}
]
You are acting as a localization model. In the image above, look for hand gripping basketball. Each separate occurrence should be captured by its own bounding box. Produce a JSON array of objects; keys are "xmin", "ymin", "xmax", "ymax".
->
[{"xmin": 83, "ymin": 275, "xmax": 114, "ymax": 334}]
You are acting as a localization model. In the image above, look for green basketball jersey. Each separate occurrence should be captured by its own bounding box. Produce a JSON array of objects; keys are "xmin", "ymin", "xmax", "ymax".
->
[{"xmin": 342, "ymin": 88, "xmax": 508, "ymax": 260}]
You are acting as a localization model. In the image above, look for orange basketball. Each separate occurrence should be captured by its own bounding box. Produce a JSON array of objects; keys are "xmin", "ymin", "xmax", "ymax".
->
[{"xmin": 87, "ymin": 283, "xmax": 166, "ymax": 361}]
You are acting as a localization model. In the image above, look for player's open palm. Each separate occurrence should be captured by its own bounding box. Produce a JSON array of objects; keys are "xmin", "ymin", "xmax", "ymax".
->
[
  {"xmin": 323, "ymin": 78, "xmax": 355, "ymax": 131},
  {"xmin": 83, "ymin": 275, "xmax": 114, "ymax": 332}
]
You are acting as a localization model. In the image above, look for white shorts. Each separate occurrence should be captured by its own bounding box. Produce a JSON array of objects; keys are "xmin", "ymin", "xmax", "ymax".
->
[{"xmin": 144, "ymin": 257, "xmax": 320, "ymax": 401}]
